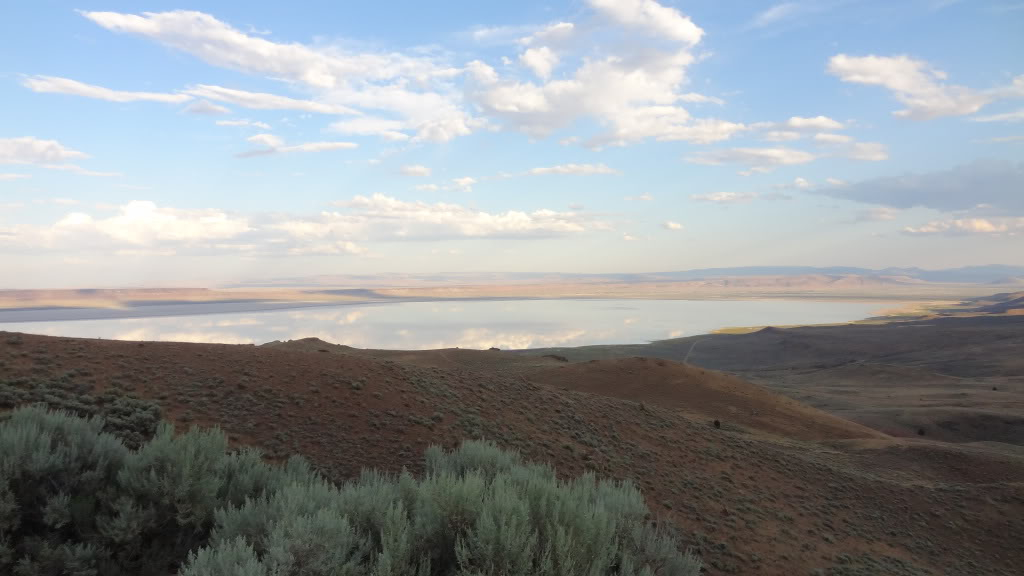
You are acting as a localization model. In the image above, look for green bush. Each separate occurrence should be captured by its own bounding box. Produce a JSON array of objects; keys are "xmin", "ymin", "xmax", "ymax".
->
[{"xmin": 0, "ymin": 406, "xmax": 700, "ymax": 576}]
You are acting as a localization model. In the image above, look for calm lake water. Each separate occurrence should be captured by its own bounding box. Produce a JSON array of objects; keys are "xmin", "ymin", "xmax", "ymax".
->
[{"xmin": 0, "ymin": 299, "xmax": 894, "ymax": 349}]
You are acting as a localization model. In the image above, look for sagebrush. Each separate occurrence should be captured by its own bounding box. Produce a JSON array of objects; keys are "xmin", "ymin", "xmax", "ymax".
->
[{"xmin": 0, "ymin": 405, "xmax": 700, "ymax": 575}]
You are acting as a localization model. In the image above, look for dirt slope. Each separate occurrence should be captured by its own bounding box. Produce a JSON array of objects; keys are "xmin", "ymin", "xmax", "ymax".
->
[
  {"xmin": 527, "ymin": 356, "xmax": 885, "ymax": 441},
  {"xmin": 2, "ymin": 331, "xmax": 1023, "ymax": 576}
]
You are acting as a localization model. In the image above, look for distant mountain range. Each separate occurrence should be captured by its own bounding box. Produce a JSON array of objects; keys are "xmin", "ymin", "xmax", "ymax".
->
[{"xmin": 233, "ymin": 265, "xmax": 1024, "ymax": 288}]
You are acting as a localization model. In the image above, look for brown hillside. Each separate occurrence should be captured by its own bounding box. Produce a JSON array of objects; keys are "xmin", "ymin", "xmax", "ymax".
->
[
  {"xmin": 2, "ymin": 331, "xmax": 1022, "ymax": 576},
  {"xmin": 527, "ymin": 356, "xmax": 886, "ymax": 441}
]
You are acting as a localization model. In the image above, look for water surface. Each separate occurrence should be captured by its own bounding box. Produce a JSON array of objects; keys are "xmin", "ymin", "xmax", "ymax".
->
[{"xmin": 0, "ymin": 299, "xmax": 892, "ymax": 349}]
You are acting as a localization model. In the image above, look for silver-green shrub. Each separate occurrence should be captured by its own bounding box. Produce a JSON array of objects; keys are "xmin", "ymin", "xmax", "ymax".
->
[{"xmin": 0, "ymin": 407, "xmax": 701, "ymax": 576}]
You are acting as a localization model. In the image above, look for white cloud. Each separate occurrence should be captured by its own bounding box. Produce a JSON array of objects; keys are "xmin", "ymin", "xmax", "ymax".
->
[
  {"xmin": 329, "ymin": 117, "xmax": 410, "ymax": 141},
  {"xmin": 519, "ymin": 22, "xmax": 575, "ymax": 46},
  {"xmin": 847, "ymin": 141, "xmax": 888, "ymax": 161},
  {"xmin": 240, "ymin": 134, "xmax": 357, "ymax": 157},
  {"xmin": 216, "ymin": 119, "xmax": 271, "ymax": 129},
  {"xmin": 451, "ymin": 177, "xmax": 477, "ymax": 192},
  {"xmin": 465, "ymin": 2, "xmax": 740, "ymax": 148},
  {"xmin": 622, "ymin": 233, "xmax": 637, "ymax": 241},
  {"xmin": 0, "ymin": 173, "xmax": 30, "ymax": 181},
  {"xmin": 83, "ymin": 10, "xmax": 477, "ymax": 142},
  {"xmin": 0, "ymin": 137, "xmax": 88, "ymax": 164},
  {"xmin": 827, "ymin": 54, "xmax": 991, "ymax": 119},
  {"xmin": 814, "ymin": 132, "xmax": 853, "ymax": 144},
  {"xmin": 281, "ymin": 193, "xmax": 598, "ymax": 241},
  {"xmin": 785, "ymin": 115, "xmax": 844, "ymax": 131},
  {"xmin": 690, "ymin": 192, "xmax": 759, "ymax": 204},
  {"xmin": 281, "ymin": 142, "xmax": 358, "ymax": 153},
  {"xmin": 22, "ymin": 75, "xmax": 191, "ymax": 104},
  {"xmin": 856, "ymin": 207, "xmax": 899, "ymax": 222},
  {"xmin": 687, "ymin": 147, "xmax": 816, "ymax": 171},
  {"xmin": 520, "ymin": 46, "xmax": 559, "ymax": 80},
  {"xmin": 972, "ymin": 108, "xmax": 1024, "ymax": 123},
  {"xmin": 184, "ymin": 99, "xmax": 231, "ymax": 115},
  {"xmin": 662, "ymin": 220, "xmax": 683, "ymax": 230},
  {"xmin": 185, "ymin": 85, "xmax": 357, "ymax": 114},
  {"xmin": 527, "ymin": 163, "xmax": 620, "ymax": 175},
  {"xmin": 414, "ymin": 184, "xmax": 440, "ymax": 192},
  {"xmin": 755, "ymin": 116, "xmax": 846, "ymax": 143},
  {"xmin": 588, "ymin": 0, "xmax": 704, "ymax": 45},
  {"xmin": 39, "ymin": 164, "xmax": 122, "ymax": 177},
  {"xmin": 3, "ymin": 201, "xmax": 250, "ymax": 249},
  {"xmin": 748, "ymin": 3, "xmax": 800, "ymax": 28},
  {"xmin": 625, "ymin": 193, "xmax": 654, "ymax": 201},
  {"xmin": 763, "ymin": 130, "xmax": 801, "ymax": 142},
  {"xmin": 903, "ymin": 217, "xmax": 1024, "ymax": 235},
  {"xmin": 793, "ymin": 177, "xmax": 811, "ymax": 189},
  {"xmin": 400, "ymin": 164, "xmax": 431, "ymax": 177},
  {"xmin": 247, "ymin": 133, "xmax": 284, "ymax": 148}
]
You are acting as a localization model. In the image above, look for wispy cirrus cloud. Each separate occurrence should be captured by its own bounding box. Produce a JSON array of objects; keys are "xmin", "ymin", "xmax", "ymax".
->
[
  {"xmin": 22, "ymin": 75, "xmax": 191, "ymax": 104},
  {"xmin": 238, "ymin": 134, "xmax": 357, "ymax": 157},
  {"xmin": 527, "ymin": 163, "xmax": 620, "ymax": 176},
  {"xmin": 903, "ymin": 217, "xmax": 1024, "ymax": 235},
  {"xmin": 690, "ymin": 192, "xmax": 759, "ymax": 204}
]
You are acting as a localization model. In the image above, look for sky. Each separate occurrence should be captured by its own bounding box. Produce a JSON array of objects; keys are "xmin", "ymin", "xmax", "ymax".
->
[{"xmin": 1, "ymin": 0, "xmax": 1022, "ymax": 288}]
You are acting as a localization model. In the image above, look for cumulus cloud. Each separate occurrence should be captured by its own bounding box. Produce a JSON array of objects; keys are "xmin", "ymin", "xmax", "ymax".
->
[
  {"xmin": 1, "ymin": 201, "xmax": 250, "ymax": 250},
  {"xmin": 690, "ymin": 192, "xmax": 759, "ymax": 204},
  {"xmin": 662, "ymin": 220, "xmax": 683, "ymax": 230},
  {"xmin": 22, "ymin": 75, "xmax": 191, "ymax": 104},
  {"xmin": 687, "ymin": 147, "xmax": 816, "ymax": 172},
  {"xmin": 903, "ymin": 217, "xmax": 1024, "ymax": 235},
  {"xmin": 827, "ymin": 54, "xmax": 991, "ymax": 119},
  {"xmin": 520, "ymin": 46, "xmax": 559, "ymax": 80},
  {"xmin": 815, "ymin": 159, "xmax": 1024, "ymax": 215},
  {"xmin": 588, "ymin": 0, "xmax": 703, "ymax": 45},
  {"xmin": 464, "ymin": 1, "xmax": 742, "ymax": 148},
  {"xmin": 400, "ymin": 164, "xmax": 431, "ymax": 177},
  {"xmin": 184, "ymin": 99, "xmax": 231, "ymax": 115},
  {"xmin": 784, "ymin": 115, "xmax": 844, "ymax": 131},
  {"xmin": 216, "ymin": 119, "xmax": 271, "ymax": 129},
  {"xmin": 527, "ymin": 163, "xmax": 620, "ymax": 175}
]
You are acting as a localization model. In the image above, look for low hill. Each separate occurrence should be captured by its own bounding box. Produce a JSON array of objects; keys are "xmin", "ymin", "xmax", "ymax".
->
[
  {"xmin": 526, "ymin": 356, "xmax": 884, "ymax": 441},
  {"xmin": 2, "ymin": 330, "xmax": 1022, "ymax": 575}
]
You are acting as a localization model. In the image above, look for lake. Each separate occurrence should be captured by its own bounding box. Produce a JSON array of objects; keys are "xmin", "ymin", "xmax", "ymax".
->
[{"xmin": 0, "ymin": 299, "xmax": 895, "ymax": 349}]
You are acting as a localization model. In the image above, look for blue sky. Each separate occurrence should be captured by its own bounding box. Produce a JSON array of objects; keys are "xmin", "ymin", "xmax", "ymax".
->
[{"xmin": 1, "ymin": 0, "xmax": 1022, "ymax": 288}]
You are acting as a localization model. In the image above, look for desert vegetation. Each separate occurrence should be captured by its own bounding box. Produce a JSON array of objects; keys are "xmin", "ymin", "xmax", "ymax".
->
[{"xmin": 0, "ymin": 404, "xmax": 700, "ymax": 576}]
